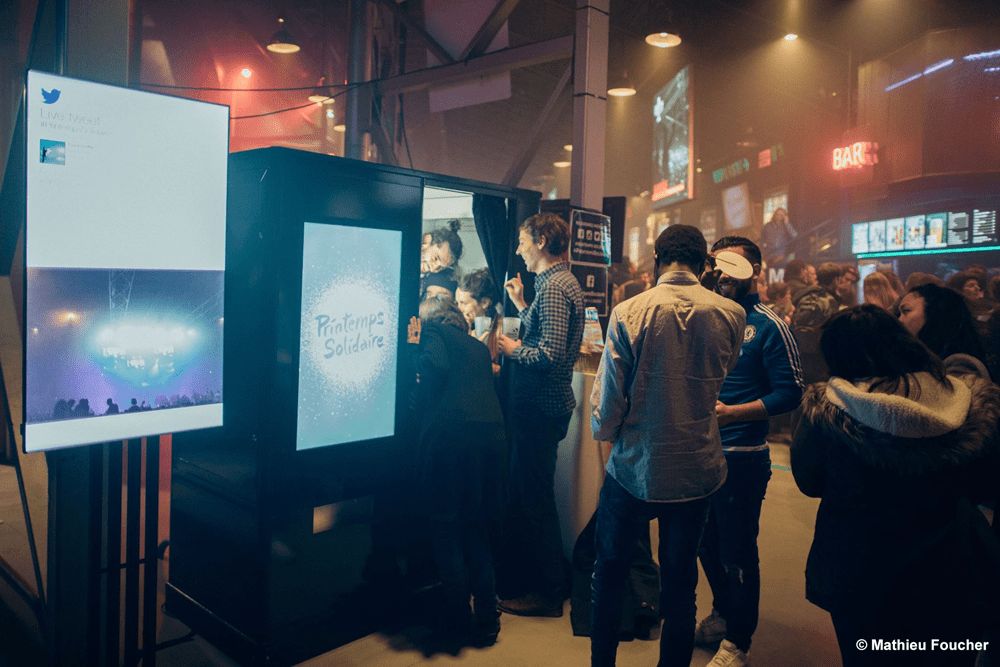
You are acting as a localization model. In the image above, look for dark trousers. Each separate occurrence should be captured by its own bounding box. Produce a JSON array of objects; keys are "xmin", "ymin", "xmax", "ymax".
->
[
  {"xmin": 591, "ymin": 474, "xmax": 712, "ymax": 667},
  {"xmin": 505, "ymin": 405, "xmax": 571, "ymax": 599},
  {"xmin": 429, "ymin": 520, "xmax": 497, "ymax": 621},
  {"xmin": 698, "ymin": 450, "xmax": 772, "ymax": 652}
]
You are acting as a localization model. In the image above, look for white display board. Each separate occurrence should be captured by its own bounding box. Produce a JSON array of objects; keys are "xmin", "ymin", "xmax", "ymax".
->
[{"xmin": 24, "ymin": 71, "xmax": 229, "ymax": 452}]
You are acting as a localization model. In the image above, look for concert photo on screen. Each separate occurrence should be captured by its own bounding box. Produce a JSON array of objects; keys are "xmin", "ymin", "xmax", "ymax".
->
[{"xmin": 25, "ymin": 268, "xmax": 224, "ymax": 447}]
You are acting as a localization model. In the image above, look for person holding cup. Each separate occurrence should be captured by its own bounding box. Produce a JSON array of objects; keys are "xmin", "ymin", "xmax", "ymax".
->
[
  {"xmin": 495, "ymin": 212, "xmax": 585, "ymax": 618},
  {"xmin": 457, "ymin": 269, "xmax": 502, "ymax": 371}
]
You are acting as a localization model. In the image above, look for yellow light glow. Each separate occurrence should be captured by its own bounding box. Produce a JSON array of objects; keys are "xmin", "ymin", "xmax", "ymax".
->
[
  {"xmin": 784, "ymin": 33, "xmax": 798, "ymax": 41},
  {"xmin": 333, "ymin": 124, "xmax": 346, "ymax": 132},
  {"xmin": 267, "ymin": 42, "xmax": 300, "ymax": 54},
  {"xmin": 553, "ymin": 160, "xmax": 571, "ymax": 168},
  {"xmin": 607, "ymin": 87, "xmax": 636, "ymax": 97},
  {"xmin": 646, "ymin": 32, "xmax": 682, "ymax": 48},
  {"xmin": 563, "ymin": 144, "xmax": 573, "ymax": 152}
]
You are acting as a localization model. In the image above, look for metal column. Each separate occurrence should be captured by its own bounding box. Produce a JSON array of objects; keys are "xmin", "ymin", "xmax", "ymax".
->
[
  {"xmin": 570, "ymin": 0, "xmax": 608, "ymax": 211},
  {"xmin": 345, "ymin": 0, "xmax": 372, "ymax": 160}
]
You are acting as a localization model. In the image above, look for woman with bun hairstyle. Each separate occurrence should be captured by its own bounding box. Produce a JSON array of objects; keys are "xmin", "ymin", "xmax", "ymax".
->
[
  {"xmin": 421, "ymin": 220, "xmax": 464, "ymax": 299},
  {"xmin": 791, "ymin": 305, "xmax": 1000, "ymax": 667}
]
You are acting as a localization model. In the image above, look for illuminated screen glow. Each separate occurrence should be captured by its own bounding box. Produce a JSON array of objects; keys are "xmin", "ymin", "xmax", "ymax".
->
[
  {"xmin": 297, "ymin": 223, "xmax": 401, "ymax": 450},
  {"xmin": 852, "ymin": 210, "xmax": 997, "ymax": 258},
  {"xmin": 24, "ymin": 71, "xmax": 228, "ymax": 453},
  {"xmin": 652, "ymin": 66, "xmax": 693, "ymax": 209},
  {"xmin": 721, "ymin": 183, "xmax": 751, "ymax": 231}
]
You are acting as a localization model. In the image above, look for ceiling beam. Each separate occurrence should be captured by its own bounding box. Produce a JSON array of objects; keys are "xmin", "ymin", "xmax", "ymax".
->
[
  {"xmin": 374, "ymin": 35, "xmax": 573, "ymax": 96},
  {"xmin": 458, "ymin": 0, "xmax": 523, "ymax": 61},
  {"xmin": 503, "ymin": 61, "xmax": 572, "ymax": 187},
  {"xmin": 372, "ymin": 0, "xmax": 456, "ymax": 65}
]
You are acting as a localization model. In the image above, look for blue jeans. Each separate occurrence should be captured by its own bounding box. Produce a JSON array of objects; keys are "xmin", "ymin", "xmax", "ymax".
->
[
  {"xmin": 698, "ymin": 450, "xmax": 771, "ymax": 652},
  {"xmin": 591, "ymin": 474, "xmax": 712, "ymax": 667}
]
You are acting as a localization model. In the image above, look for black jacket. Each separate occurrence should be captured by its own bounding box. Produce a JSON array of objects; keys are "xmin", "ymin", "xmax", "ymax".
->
[
  {"xmin": 410, "ymin": 321, "xmax": 506, "ymax": 524},
  {"xmin": 791, "ymin": 367, "xmax": 1000, "ymax": 619}
]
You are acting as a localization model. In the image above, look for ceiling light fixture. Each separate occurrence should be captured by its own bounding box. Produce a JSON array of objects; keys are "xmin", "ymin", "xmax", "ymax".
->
[
  {"xmin": 333, "ymin": 123, "xmax": 346, "ymax": 132},
  {"xmin": 607, "ymin": 70, "xmax": 636, "ymax": 97},
  {"xmin": 308, "ymin": 77, "xmax": 333, "ymax": 104},
  {"xmin": 646, "ymin": 31, "xmax": 681, "ymax": 48},
  {"xmin": 267, "ymin": 18, "xmax": 300, "ymax": 54},
  {"xmin": 553, "ymin": 160, "xmax": 571, "ymax": 168},
  {"xmin": 784, "ymin": 33, "xmax": 798, "ymax": 41}
]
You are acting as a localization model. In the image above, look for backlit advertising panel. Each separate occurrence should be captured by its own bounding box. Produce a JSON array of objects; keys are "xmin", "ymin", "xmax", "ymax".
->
[{"xmin": 652, "ymin": 66, "xmax": 693, "ymax": 209}]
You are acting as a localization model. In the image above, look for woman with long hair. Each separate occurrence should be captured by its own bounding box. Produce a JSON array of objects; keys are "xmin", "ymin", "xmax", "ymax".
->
[
  {"xmin": 898, "ymin": 283, "xmax": 987, "ymax": 373},
  {"xmin": 861, "ymin": 271, "xmax": 897, "ymax": 311},
  {"xmin": 791, "ymin": 306, "xmax": 1000, "ymax": 667}
]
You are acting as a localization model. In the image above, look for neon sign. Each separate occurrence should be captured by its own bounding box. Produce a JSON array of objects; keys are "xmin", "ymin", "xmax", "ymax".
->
[
  {"xmin": 712, "ymin": 158, "xmax": 750, "ymax": 184},
  {"xmin": 832, "ymin": 142, "xmax": 878, "ymax": 171}
]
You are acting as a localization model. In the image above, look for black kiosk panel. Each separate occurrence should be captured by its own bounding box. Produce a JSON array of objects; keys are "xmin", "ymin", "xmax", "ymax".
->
[
  {"xmin": 168, "ymin": 148, "xmax": 421, "ymax": 665},
  {"xmin": 166, "ymin": 147, "xmax": 538, "ymax": 665}
]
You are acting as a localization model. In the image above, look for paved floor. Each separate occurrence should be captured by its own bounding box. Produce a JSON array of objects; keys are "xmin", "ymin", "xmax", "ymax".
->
[{"xmin": 150, "ymin": 442, "xmax": 843, "ymax": 667}]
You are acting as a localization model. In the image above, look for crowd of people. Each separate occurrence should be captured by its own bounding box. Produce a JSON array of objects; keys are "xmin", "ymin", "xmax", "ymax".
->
[
  {"xmin": 42, "ymin": 390, "xmax": 221, "ymax": 422},
  {"xmin": 405, "ymin": 212, "xmax": 1000, "ymax": 667}
]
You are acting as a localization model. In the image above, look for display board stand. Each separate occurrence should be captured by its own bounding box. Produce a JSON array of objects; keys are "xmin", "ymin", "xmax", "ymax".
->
[{"xmin": 80, "ymin": 437, "xmax": 160, "ymax": 667}]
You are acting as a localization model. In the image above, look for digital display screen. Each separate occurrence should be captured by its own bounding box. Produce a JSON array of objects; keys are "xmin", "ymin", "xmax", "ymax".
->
[
  {"xmin": 948, "ymin": 212, "xmax": 970, "ymax": 246},
  {"xmin": 24, "ymin": 71, "xmax": 228, "ymax": 452},
  {"xmin": 852, "ymin": 223, "xmax": 869, "ymax": 254},
  {"xmin": 885, "ymin": 218, "xmax": 905, "ymax": 251},
  {"xmin": 652, "ymin": 66, "xmax": 693, "ymax": 209},
  {"xmin": 722, "ymin": 182, "xmax": 751, "ymax": 231},
  {"xmin": 904, "ymin": 215, "xmax": 925, "ymax": 250},
  {"xmin": 868, "ymin": 220, "xmax": 887, "ymax": 252},
  {"xmin": 972, "ymin": 210, "xmax": 997, "ymax": 244},
  {"xmin": 296, "ymin": 222, "xmax": 401, "ymax": 450},
  {"xmin": 924, "ymin": 213, "xmax": 948, "ymax": 249}
]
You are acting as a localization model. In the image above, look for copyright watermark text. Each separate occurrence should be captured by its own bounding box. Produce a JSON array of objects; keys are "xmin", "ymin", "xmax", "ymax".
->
[{"xmin": 855, "ymin": 638, "xmax": 988, "ymax": 652}]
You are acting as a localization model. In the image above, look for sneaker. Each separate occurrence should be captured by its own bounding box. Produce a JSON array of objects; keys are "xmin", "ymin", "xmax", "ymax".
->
[
  {"xmin": 694, "ymin": 610, "xmax": 727, "ymax": 645},
  {"xmin": 706, "ymin": 639, "xmax": 749, "ymax": 667},
  {"xmin": 497, "ymin": 594, "xmax": 563, "ymax": 617}
]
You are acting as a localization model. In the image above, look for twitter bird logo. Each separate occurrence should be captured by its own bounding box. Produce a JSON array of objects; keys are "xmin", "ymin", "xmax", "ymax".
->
[{"xmin": 41, "ymin": 88, "xmax": 61, "ymax": 104}]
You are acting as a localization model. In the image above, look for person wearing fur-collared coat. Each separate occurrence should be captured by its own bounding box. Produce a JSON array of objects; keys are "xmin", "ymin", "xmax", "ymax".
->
[{"xmin": 790, "ymin": 305, "xmax": 1000, "ymax": 667}]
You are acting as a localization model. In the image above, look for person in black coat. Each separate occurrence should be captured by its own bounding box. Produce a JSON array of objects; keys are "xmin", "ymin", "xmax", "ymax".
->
[
  {"xmin": 409, "ymin": 296, "xmax": 507, "ymax": 644},
  {"xmin": 791, "ymin": 306, "xmax": 1000, "ymax": 667}
]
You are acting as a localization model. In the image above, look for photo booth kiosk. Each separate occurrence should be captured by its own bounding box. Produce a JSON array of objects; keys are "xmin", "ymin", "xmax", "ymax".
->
[{"xmin": 166, "ymin": 147, "xmax": 540, "ymax": 665}]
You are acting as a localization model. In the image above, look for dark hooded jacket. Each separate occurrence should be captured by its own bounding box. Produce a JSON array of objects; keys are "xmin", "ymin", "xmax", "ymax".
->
[
  {"xmin": 790, "ymin": 285, "xmax": 840, "ymax": 384},
  {"xmin": 790, "ymin": 367, "xmax": 1000, "ymax": 619}
]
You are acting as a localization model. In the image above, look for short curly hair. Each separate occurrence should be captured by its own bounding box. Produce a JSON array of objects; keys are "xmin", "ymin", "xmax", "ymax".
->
[
  {"xmin": 654, "ymin": 224, "xmax": 707, "ymax": 273},
  {"xmin": 520, "ymin": 212, "xmax": 571, "ymax": 256}
]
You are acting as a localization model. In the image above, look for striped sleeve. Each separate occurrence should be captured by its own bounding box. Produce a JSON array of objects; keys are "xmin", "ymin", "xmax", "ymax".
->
[{"xmin": 755, "ymin": 303, "xmax": 805, "ymax": 416}]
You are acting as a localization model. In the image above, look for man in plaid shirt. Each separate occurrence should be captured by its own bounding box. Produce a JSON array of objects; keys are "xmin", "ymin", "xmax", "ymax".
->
[{"xmin": 497, "ymin": 212, "xmax": 584, "ymax": 617}]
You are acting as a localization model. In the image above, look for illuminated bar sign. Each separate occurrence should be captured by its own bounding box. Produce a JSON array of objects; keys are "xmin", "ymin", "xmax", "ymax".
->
[
  {"xmin": 712, "ymin": 158, "xmax": 750, "ymax": 184},
  {"xmin": 833, "ymin": 141, "xmax": 878, "ymax": 171}
]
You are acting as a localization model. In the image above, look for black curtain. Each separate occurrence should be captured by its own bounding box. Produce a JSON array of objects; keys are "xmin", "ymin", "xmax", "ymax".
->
[{"xmin": 472, "ymin": 193, "xmax": 512, "ymax": 304}]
